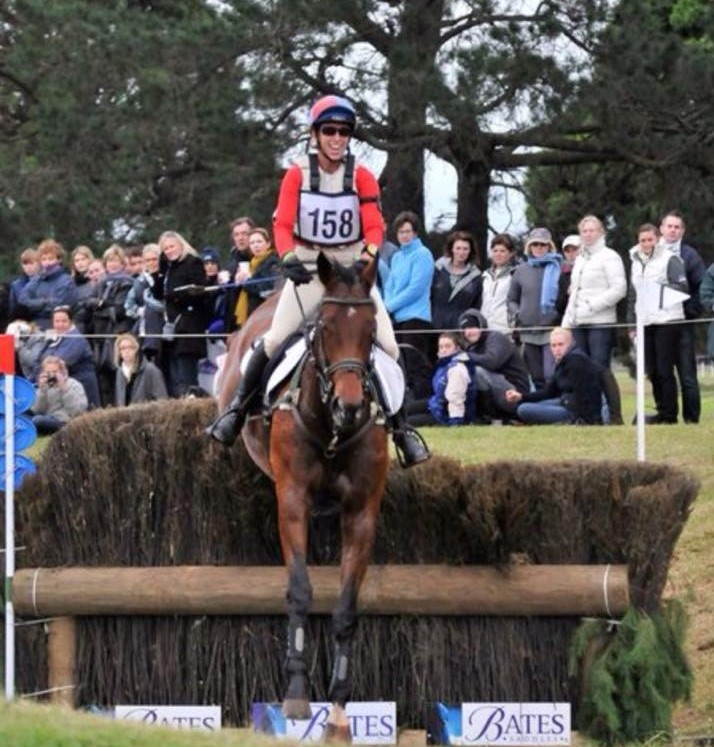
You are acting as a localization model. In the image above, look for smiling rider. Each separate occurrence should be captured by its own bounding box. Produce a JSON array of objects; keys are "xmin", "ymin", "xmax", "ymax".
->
[{"xmin": 207, "ymin": 95, "xmax": 430, "ymax": 468}]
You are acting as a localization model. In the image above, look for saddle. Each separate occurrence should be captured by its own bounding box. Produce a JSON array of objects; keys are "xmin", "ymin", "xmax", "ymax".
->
[{"xmin": 240, "ymin": 332, "xmax": 405, "ymax": 418}]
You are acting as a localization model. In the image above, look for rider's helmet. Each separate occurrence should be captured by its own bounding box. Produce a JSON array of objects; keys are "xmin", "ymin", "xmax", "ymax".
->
[
  {"xmin": 309, "ymin": 95, "xmax": 356, "ymax": 131},
  {"xmin": 458, "ymin": 308, "xmax": 489, "ymax": 330}
]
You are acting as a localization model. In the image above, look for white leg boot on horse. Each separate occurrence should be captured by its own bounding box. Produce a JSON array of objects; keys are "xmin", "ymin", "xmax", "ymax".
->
[{"xmin": 282, "ymin": 555, "xmax": 313, "ymax": 720}]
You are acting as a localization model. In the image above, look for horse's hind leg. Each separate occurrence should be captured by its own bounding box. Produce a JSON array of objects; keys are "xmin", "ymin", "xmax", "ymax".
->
[{"xmin": 283, "ymin": 552, "xmax": 313, "ymax": 719}]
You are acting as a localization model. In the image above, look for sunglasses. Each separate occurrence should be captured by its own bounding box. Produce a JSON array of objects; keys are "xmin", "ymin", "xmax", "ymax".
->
[{"xmin": 319, "ymin": 125, "xmax": 352, "ymax": 138}]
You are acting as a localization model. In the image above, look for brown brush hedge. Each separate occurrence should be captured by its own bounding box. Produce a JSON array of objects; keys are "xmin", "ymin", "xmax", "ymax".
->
[{"xmin": 5, "ymin": 399, "xmax": 698, "ymax": 731}]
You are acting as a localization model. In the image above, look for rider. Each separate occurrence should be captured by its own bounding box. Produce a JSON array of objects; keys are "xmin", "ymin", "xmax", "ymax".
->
[{"xmin": 207, "ymin": 95, "xmax": 430, "ymax": 467}]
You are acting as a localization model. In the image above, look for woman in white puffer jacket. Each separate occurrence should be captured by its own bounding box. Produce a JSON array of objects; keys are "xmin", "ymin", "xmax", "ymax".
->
[
  {"xmin": 561, "ymin": 215, "xmax": 626, "ymax": 367},
  {"xmin": 627, "ymin": 223, "xmax": 688, "ymax": 423}
]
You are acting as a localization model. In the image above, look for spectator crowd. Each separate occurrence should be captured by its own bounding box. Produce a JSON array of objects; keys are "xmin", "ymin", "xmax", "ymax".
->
[{"xmin": 2, "ymin": 208, "xmax": 713, "ymax": 434}]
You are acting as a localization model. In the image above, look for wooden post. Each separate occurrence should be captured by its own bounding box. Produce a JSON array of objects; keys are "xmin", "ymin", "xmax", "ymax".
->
[{"xmin": 47, "ymin": 616, "xmax": 77, "ymax": 707}]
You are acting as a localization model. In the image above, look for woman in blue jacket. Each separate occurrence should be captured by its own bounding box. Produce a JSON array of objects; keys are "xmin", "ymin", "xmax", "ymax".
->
[
  {"xmin": 382, "ymin": 211, "xmax": 435, "ymax": 363},
  {"xmin": 32, "ymin": 305, "xmax": 101, "ymax": 408},
  {"xmin": 17, "ymin": 239, "xmax": 78, "ymax": 330}
]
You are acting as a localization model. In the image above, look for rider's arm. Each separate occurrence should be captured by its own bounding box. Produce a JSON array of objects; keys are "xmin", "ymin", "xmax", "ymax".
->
[
  {"xmin": 272, "ymin": 165, "xmax": 303, "ymax": 258},
  {"xmin": 355, "ymin": 165, "xmax": 384, "ymax": 252}
]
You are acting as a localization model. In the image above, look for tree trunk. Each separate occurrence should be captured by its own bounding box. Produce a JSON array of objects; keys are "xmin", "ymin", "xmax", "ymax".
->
[
  {"xmin": 379, "ymin": 0, "xmax": 445, "ymax": 232},
  {"xmin": 456, "ymin": 160, "xmax": 492, "ymax": 267}
]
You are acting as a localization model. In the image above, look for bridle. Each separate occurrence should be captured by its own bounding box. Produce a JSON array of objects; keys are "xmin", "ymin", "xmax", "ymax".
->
[
  {"xmin": 313, "ymin": 295, "xmax": 375, "ymax": 405},
  {"xmin": 292, "ymin": 293, "xmax": 380, "ymax": 458}
]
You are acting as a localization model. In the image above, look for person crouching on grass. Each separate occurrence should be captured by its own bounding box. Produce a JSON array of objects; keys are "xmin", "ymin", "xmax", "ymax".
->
[
  {"xmin": 505, "ymin": 327, "xmax": 604, "ymax": 425},
  {"xmin": 407, "ymin": 333, "xmax": 476, "ymax": 426}
]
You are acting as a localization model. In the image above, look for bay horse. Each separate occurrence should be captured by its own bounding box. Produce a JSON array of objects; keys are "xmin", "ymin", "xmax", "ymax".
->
[{"xmin": 217, "ymin": 253, "xmax": 389, "ymax": 740}]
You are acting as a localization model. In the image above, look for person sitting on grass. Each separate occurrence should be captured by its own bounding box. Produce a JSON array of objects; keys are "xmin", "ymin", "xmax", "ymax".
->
[
  {"xmin": 505, "ymin": 327, "xmax": 604, "ymax": 425},
  {"xmin": 407, "ymin": 332, "xmax": 477, "ymax": 426},
  {"xmin": 458, "ymin": 308, "xmax": 530, "ymax": 422}
]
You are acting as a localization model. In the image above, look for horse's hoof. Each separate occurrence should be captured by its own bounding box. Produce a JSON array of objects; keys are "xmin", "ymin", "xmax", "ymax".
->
[
  {"xmin": 283, "ymin": 698, "xmax": 312, "ymax": 720},
  {"xmin": 324, "ymin": 723, "xmax": 352, "ymax": 743}
]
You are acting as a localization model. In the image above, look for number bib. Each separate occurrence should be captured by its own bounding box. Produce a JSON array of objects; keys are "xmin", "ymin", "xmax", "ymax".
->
[{"xmin": 296, "ymin": 190, "xmax": 361, "ymax": 246}]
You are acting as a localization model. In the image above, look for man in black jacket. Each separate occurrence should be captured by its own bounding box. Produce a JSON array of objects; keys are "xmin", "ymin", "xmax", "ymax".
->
[
  {"xmin": 505, "ymin": 327, "xmax": 604, "ymax": 424},
  {"xmin": 659, "ymin": 211, "xmax": 706, "ymax": 423}
]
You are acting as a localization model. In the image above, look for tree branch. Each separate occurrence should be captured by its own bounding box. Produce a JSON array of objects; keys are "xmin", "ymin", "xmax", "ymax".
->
[{"xmin": 0, "ymin": 68, "xmax": 38, "ymax": 104}]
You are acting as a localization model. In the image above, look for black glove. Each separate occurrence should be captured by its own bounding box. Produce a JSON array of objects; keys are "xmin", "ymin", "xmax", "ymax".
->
[{"xmin": 282, "ymin": 253, "xmax": 312, "ymax": 286}]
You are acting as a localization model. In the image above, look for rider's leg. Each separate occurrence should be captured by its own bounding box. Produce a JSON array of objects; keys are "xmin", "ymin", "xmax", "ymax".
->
[
  {"xmin": 207, "ymin": 276, "xmax": 323, "ymax": 445},
  {"xmin": 389, "ymin": 407, "xmax": 431, "ymax": 467},
  {"xmin": 371, "ymin": 287, "xmax": 431, "ymax": 467},
  {"xmin": 206, "ymin": 341, "xmax": 269, "ymax": 445}
]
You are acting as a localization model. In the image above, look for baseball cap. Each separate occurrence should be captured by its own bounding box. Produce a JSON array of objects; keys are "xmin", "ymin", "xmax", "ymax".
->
[
  {"xmin": 458, "ymin": 308, "xmax": 488, "ymax": 330},
  {"xmin": 561, "ymin": 234, "xmax": 581, "ymax": 251},
  {"xmin": 201, "ymin": 247, "xmax": 221, "ymax": 264}
]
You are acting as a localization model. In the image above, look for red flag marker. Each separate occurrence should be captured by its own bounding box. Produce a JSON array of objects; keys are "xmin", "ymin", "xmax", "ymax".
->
[{"xmin": 0, "ymin": 335, "xmax": 14, "ymax": 375}]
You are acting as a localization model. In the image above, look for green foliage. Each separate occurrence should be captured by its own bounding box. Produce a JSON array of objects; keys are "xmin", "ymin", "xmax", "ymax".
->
[
  {"xmin": 3, "ymin": 0, "xmax": 714, "ymax": 268},
  {"xmin": 524, "ymin": 0, "xmax": 714, "ymax": 260},
  {"xmin": 569, "ymin": 601, "xmax": 693, "ymax": 744},
  {"xmin": 0, "ymin": 0, "xmax": 285, "ymax": 253},
  {"xmin": 670, "ymin": 0, "xmax": 714, "ymax": 48}
]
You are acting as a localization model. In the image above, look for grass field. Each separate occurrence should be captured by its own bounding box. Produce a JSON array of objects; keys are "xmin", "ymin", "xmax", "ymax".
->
[
  {"xmin": 432, "ymin": 368, "xmax": 714, "ymax": 739},
  {"xmin": 1, "ymin": 368, "xmax": 713, "ymax": 743},
  {"xmin": 0, "ymin": 700, "xmax": 273, "ymax": 747}
]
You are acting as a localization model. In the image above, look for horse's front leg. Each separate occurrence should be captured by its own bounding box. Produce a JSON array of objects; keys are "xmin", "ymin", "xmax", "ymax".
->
[
  {"xmin": 284, "ymin": 554, "xmax": 312, "ymax": 719},
  {"xmin": 325, "ymin": 477, "xmax": 385, "ymax": 742},
  {"xmin": 276, "ymin": 476, "xmax": 314, "ymax": 720}
]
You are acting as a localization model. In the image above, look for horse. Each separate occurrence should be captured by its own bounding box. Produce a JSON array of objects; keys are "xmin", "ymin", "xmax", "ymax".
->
[{"xmin": 216, "ymin": 252, "xmax": 389, "ymax": 740}]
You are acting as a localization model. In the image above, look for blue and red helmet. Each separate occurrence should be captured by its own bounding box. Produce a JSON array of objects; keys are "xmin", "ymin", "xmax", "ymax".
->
[{"xmin": 309, "ymin": 95, "xmax": 356, "ymax": 130}]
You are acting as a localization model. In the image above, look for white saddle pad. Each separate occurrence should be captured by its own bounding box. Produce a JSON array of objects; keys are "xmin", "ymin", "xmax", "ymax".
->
[{"xmin": 241, "ymin": 337, "xmax": 404, "ymax": 415}]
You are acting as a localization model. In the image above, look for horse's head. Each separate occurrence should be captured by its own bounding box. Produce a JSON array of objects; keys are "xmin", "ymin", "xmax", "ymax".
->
[{"xmin": 313, "ymin": 252, "xmax": 378, "ymax": 433}]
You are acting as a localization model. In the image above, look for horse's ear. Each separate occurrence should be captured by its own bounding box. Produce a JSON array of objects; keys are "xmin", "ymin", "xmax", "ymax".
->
[
  {"xmin": 317, "ymin": 252, "xmax": 333, "ymax": 286},
  {"xmin": 359, "ymin": 255, "xmax": 377, "ymax": 289}
]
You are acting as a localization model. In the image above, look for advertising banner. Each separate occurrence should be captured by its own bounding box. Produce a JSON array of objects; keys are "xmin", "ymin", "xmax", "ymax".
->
[
  {"xmin": 114, "ymin": 705, "xmax": 221, "ymax": 731},
  {"xmin": 427, "ymin": 702, "xmax": 570, "ymax": 746},
  {"xmin": 252, "ymin": 701, "xmax": 397, "ymax": 744}
]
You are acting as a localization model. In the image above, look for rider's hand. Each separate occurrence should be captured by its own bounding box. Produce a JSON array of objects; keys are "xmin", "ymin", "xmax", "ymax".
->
[
  {"xmin": 360, "ymin": 243, "xmax": 379, "ymax": 262},
  {"xmin": 282, "ymin": 252, "xmax": 312, "ymax": 286}
]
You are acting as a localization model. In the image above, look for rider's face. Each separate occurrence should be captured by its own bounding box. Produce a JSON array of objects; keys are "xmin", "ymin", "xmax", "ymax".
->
[{"xmin": 317, "ymin": 123, "xmax": 351, "ymax": 162}]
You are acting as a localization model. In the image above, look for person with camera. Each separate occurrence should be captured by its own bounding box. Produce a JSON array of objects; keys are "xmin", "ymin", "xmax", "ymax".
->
[{"xmin": 31, "ymin": 355, "xmax": 88, "ymax": 434}]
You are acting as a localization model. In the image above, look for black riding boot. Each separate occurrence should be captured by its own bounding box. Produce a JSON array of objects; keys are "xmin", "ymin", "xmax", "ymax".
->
[
  {"xmin": 390, "ymin": 408, "xmax": 431, "ymax": 468},
  {"xmin": 206, "ymin": 343, "xmax": 270, "ymax": 446}
]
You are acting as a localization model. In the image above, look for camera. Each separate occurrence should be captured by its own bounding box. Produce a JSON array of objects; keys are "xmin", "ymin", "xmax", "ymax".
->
[{"xmin": 46, "ymin": 375, "xmax": 58, "ymax": 386}]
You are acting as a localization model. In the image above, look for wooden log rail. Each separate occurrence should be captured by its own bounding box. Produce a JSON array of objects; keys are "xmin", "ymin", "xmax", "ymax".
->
[{"xmin": 13, "ymin": 564, "xmax": 629, "ymax": 618}]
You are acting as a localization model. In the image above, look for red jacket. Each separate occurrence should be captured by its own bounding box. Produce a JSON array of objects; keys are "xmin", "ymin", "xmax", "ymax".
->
[{"xmin": 272, "ymin": 159, "xmax": 384, "ymax": 257}]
